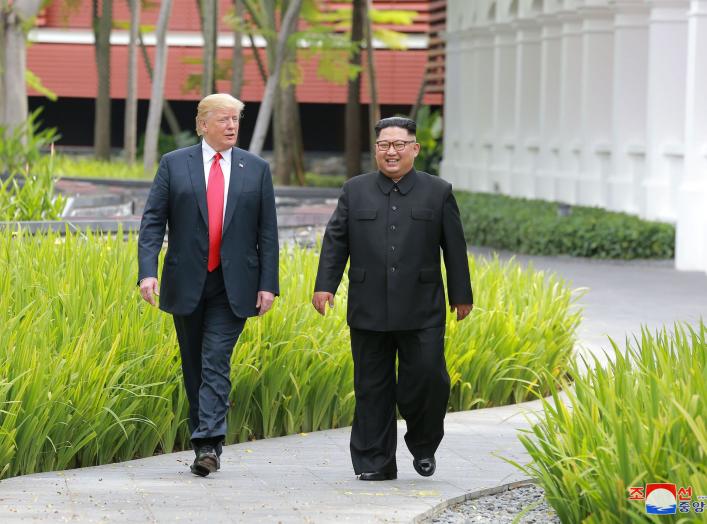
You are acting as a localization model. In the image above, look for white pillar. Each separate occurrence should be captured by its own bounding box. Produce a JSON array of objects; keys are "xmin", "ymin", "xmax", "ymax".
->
[
  {"xmin": 512, "ymin": 17, "xmax": 542, "ymax": 198},
  {"xmin": 536, "ymin": 11, "xmax": 563, "ymax": 201},
  {"xmin": 441, "ymin": 25, "xmax": 464, "ymax": 187},
  {"xmin": 644, "ymin": 0, "xmax": 688, "ymax": 222},
  {"xmin": 491, "ymin": 23, "xmax": 517, "ymax": 193},
  {"xmin": 577, "ymin": 3, "xmax": 614, "ymax": 207},
  {"xmin": 472, "ymin": 27, "xmax": 495, "ymax": 192},
  {"xmin": 556, "ymin": 8, "xmax": 583, "ymax": 204},
  {"xmin": 676, "ymin": 0, "xmax": 707, "ymax": 271},
  {"xmin": 608, "ymin": 0, "xmax": 649, "ymax": 214}
]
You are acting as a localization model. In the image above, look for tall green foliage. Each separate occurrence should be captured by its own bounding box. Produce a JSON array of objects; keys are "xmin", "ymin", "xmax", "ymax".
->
[
  {"xmin": 0, "ymin": 109, "xmax": 64, "ymax": 221},
  {"xmin": 0, "ymin": 232, "xmax": 579, "ymax": 478},
  {"xmin": 414, "ymin": 106, "xmax": 443, "ymax": 174},
  {"xmin": 513, "ymin": 324, "xmax": 707, "ymax": 523}
]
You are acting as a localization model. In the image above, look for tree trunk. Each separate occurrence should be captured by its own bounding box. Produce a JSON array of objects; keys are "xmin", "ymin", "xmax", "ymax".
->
[
  {"xmin": 93, "ymin": 0, "xmax": 113, "ymax": 160},
  {"xmin": 344, "ymin": 0, "xmax": 365, "ymax": 179},
  {"xmin": 364, "ymin": 0, "xmax": 379, "ymax": 170},
  {"xmin": 138, "ymin": 29, "xmax": 182, "ymax": 138},
  {"xmin": 285, "ymin": 83, "xmax": 305, "ymax": 185},
  {"xmin": 231, "ymin": 0, "xmax": 244, "ymax": 98},
  {"xmin": 273, "ymin": 85, "xmax": 288, "ymax": 185},
  {"xmin": 410, "ymin": 75, "xmax": 427, "ymax": 121},
  {"xmin": 124, "ymin": 0, "xmax": 140, "ymax": 164},
  {"xmin": 0, "ymin": 0, "xmax": 43, "ymax": 130},
  {"xmin": 143, "ymin": 0, "xmax": 173, "ymax": 172},
  {"xmin": 200, "ymin": 0, "xmax": 217, "ymax": 96},
  {"xmin": 248, "ymin": 0, "xmax": 302, "ymax": 157}
]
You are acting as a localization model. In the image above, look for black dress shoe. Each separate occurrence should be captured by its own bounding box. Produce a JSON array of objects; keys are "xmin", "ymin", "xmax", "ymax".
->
[
  {"xmin": 358, "ymin": 471, "xmax": 397, "ymax": 481},
  {"xmin": 413, "ymin": 456, "xmax": 436, "ymax": 477},
  {"xmin": 190, "ymin": 445, "xmax": 220, "ymax": 477}
]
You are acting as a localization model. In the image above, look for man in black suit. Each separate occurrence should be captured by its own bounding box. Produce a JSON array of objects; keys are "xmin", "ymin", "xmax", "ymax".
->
[
  {"xmin": 312, "ymin": 117, "xmax": 473, "ymax": 481},
  {"xmin": 138, "ymin": 93, "xmax": 279, "ymax": 477}
]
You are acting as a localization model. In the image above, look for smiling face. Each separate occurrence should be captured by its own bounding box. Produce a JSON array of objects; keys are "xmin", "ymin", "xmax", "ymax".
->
[
  {"xmin": 375, "ymin": 126, "xmax": 420, "ymax": 179},
  {"xmin": 199, "ymin": 106, "xmax": 240, "ymax": 152}
]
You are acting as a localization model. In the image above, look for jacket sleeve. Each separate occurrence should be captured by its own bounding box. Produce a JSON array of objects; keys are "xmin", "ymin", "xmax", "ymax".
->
[
  {"xmin": 257, "ymin": 163, "xmax": 280, "ymax": 295},
  {"xmin": 441, "ymin": 186, "xmax": 473, "ymax": 305},
  {"xmin": 314, "ymin": 183, "xmax": 350, "ymax": 294},
  {"xmin": 137, "ymin": 157, "xmax": 170, "ymax": 285}
]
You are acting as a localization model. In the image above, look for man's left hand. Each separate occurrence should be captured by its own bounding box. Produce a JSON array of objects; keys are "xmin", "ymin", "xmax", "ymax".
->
[
  {"xmin": 451, "ymin": 304, "xmax": 473, "ymax": 321},
  {"xmin": 256, "ymin": 291, "xmax": 276, "ymax": 316}
]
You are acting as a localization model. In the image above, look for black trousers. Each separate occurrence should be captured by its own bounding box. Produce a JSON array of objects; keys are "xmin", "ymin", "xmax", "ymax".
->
[
  {"xmin": 349, "ymin": 326, "xmax": 450, "ymax": 475},
  {"xmin": 172, "ymin": 267, "xmax": 246, "ymax": 454}
]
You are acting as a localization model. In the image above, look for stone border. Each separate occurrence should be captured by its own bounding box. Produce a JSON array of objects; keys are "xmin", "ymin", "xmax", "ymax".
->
[{"xmin": 412, "ymin": 478, "xmax": 536, "ymax": 523}]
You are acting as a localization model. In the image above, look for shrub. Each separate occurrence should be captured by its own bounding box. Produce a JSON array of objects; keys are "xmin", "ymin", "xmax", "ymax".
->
[
  {"xmin": 0, "ymin": 231, "xmax": 578, "ymax": 478},
  {"xmin": 513, "ymin": 323, "xmax": 707, "ymax": 523},
  {"xmin": 456, "ymin": 192, "xmax": 675, "ymax": 259},
  {"xmin": 0, "ymin": 109, "xmax": 64, "ymax": 221},
  {"xmin": 37, "ymin": 154, "xmax": 153, "ymax": 180},
  {"xmin": 414, "ymin": 106, "xmax": 443, "ymax": 175}
]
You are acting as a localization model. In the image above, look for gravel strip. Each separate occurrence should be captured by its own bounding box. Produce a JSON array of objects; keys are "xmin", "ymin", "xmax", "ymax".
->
[{"xmin": 427, "ymin": 484, "xmax": 560, "ymax": 523}]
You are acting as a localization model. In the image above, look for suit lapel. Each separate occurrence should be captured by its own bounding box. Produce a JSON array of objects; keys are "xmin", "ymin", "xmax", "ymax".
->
[
  {"xmin": 223, "ymin": 148, "xmax": 245, "ymax": 235},
  {"xmin": 187, "ymin": 144, "xmax": 208, "ymax": 225}
]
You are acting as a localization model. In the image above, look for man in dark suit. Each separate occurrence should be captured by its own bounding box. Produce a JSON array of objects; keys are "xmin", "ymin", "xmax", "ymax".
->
[
  {"xmin": 312, "ymin": 117, "xmax": 473, "ymax": 481},
  {"xmin": 138, "ymin": 93, "xmax": 279, "ymax": 477}
]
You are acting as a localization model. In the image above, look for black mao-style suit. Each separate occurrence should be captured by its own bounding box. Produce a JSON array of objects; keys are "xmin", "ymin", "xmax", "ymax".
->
[
  {"xmin": 138, "ymin": 143, "xmax": 279, "ymax": 450},
  {"xmin": 314, "ymin": 168, "xmax": 473, "ymax": 475}
]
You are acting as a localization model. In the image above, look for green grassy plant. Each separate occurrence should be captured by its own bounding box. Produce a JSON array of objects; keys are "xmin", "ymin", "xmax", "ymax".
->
[
  {"xmin": 0, "ymin": 231, "xmax": 578, "ymax": 478},
  {"xmin": 0, "ymin": 110, "xmax": 64, "ymax": 221},
  {"xmin": 456, "ymin": 191, "xmax": 675, "ymax": 259},
  {"xmin": 513, "ymin": 323, "xmax": 707, "ymax": 523}
]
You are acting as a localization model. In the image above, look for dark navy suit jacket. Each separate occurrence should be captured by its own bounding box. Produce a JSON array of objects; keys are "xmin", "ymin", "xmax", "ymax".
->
[{"xmin": 138, "ymin": 143, "xmax": 279, "ymax": 317}]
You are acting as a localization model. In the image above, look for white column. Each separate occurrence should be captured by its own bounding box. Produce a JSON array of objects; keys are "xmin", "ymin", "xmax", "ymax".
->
[
  {"xmin": 536, "ymin": 12, "xmax": 563, "ymax": 201},
  {"xmin": 676, "ymin": 0, "xmax": 707, "ymax": 271},
  {"xmin": 644, "ymin": 0, "xmax": 688, "ymax": 221},
  {"xmin": 556, "ymin": 8, "xmax": 583, "ymax": 204},
  {"xmin": 471, "ymin": 27, "xmax": 495, "ymax": 192},
  {"xmin": 512, "ymin": 17, "xmax": 542, "ymax": 198},
  {"xmin": 490, "ymin": 23, "xmax": 517, "ymax": 193},
  {"xmin": 441, "ymin": 26, "xmax": 464, "ymax": 187},
  {"xmin": 608, "ymin": 0, "xmax": 649, "ymax": 214},
  {"xmin": 576, "ymin": 4, "xmax": 614, "ymax": 207}
]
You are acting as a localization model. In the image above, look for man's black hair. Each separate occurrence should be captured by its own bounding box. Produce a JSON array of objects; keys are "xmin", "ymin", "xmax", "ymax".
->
[{"xmin": 374, "ymin": 117, "xmax": 417, "ymax": 138}]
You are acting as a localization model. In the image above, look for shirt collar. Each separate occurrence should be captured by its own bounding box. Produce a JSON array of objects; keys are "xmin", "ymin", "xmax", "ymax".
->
[
  {"xmin": 376, "ymin": 168, "xmax": 417, "ymax": 195},
  {"xmin": 202, "ymin": 140, "xmax": 232, "ymax": 164}
]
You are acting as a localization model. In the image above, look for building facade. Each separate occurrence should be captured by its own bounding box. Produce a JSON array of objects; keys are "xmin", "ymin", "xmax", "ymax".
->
[
  {"xmin": 26, "ymin": 1, "xmax": 443, "ymax": 149},
  {"xmin": 442, "ymin": 0, "xmax": 707, "ymax": 273}
]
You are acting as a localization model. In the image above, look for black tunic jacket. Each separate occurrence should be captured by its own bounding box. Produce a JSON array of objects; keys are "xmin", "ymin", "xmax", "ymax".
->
[{"xmin": 314, "ymin": 169, "xmax": 473, "ymax": 331}]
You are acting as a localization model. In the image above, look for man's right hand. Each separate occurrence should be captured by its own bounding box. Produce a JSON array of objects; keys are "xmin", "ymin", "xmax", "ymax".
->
[
  {"xmin": 312, "ymin": 291, "xmax": 335, "ymax": 316},
  {"xmin": 139, "ymin": 277, "xmax": 160, "ymax": 307}
]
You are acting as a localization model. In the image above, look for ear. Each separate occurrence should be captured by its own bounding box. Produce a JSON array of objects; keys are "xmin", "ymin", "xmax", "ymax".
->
[{"xmin": 412, "ymin": 142, "xmax": 421, "ymax": 157}]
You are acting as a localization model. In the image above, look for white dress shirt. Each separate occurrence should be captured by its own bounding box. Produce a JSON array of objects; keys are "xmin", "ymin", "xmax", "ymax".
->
[{"xmin": 202, "ymin": 140, "xmax": 232, "ymax": 221}]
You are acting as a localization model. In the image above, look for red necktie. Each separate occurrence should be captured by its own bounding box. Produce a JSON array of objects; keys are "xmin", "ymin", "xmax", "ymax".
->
[{"xmin": 207, "ymin": 152, "xmax": 225, "ymax": 272}]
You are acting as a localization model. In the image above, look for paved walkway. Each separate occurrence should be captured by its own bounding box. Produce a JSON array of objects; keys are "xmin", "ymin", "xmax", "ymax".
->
[{"xmin": 2, "ymin": 252, "xmax": 706, "ymax": 523}]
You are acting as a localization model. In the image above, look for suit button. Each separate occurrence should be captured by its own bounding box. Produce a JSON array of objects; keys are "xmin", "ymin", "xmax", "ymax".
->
[
  {"xmin": 391, "ymin": 266, "xmax": 396, "ymax": 272},
  {"xmin": 390, "ymin": 225, "xmax": 396, "ymax": 231},
  {"xmin": 392, "ymin": 205, "xmax": 398, "ymax": 211},
  {"xmin": 391, "ymin": 245, "xmax": 395, "ymax": 251},
  {"xmin": 202, "ymin": 257, "xmax": 207, "ymax": 263}
]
